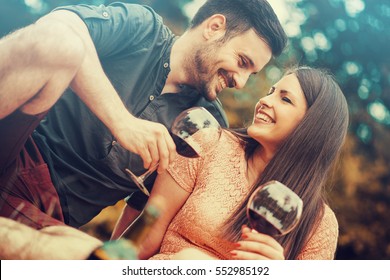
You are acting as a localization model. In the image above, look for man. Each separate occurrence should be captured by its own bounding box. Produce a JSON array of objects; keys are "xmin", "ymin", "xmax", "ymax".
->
[{"xmin": 0, "ymin": 0, "xmax": 287, "ymax": 231}]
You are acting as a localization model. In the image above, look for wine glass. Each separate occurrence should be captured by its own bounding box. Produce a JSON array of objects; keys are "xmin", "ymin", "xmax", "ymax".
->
[
  {"xmin": 246, "ymin": 180, "xmax": 303, "ymax": 237},
  {"xmin": 125, "ymin": 106, "xmax": 222, "ymax": 196}
]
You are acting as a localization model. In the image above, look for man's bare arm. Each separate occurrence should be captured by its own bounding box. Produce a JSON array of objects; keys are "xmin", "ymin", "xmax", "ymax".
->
[
  {"xmin": 45, "ymin": 10, "xmax": 176, "ymax": 172},
  {"xmin": 0, "ymin": 217, "xmax": 102, "ymax": 259},
  {"xmin": 0, "ymin": 10, "xmax": 175, "ymax": 171}
]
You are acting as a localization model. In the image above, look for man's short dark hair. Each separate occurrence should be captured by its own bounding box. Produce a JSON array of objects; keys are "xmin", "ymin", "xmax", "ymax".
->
[{"xmin": 190, "ymin": 0, "xmax": 287, "ymax": 56}]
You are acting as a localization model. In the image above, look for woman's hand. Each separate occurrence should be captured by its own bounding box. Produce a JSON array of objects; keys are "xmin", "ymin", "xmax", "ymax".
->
[{"xmin": 230, "ymin": 225, "xmax": 285, "ymax": 260}]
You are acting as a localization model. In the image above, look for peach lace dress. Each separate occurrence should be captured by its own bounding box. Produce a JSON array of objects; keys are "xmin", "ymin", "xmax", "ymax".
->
[{"xmin": 150, "ymin": 130, "xmax": 338, "ymax": 260}]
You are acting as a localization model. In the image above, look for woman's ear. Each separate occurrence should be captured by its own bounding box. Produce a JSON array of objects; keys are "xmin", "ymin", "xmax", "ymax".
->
[{"xmin": 202, "ymin": 14, "xmax": 227, "ymax": 41}]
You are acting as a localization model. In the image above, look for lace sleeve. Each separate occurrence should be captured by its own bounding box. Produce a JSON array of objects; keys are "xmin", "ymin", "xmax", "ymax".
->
[
  {"xmin": 297, "ymin": 205, "xmax": 339, "ymax": 260},
  {"xmin": 167, "ymin": 155, "xmax": 203, "ymax": 193}
]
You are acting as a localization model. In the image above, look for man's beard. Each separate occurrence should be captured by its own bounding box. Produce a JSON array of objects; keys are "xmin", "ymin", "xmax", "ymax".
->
[{"xmin": 190, "ymin": 44, "xmax": 220, "ymax": 101}]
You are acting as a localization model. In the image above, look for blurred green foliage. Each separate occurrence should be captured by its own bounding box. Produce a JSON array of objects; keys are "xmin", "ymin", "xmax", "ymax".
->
[{"xmin": 1, "ymin": 0, "xmax": 389, "ymax": 259}]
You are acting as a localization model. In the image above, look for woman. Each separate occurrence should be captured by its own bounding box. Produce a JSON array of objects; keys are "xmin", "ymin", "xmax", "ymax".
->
[{"xmin": 118, "ymin": 66, "xmax": 349, "ymax": 260}]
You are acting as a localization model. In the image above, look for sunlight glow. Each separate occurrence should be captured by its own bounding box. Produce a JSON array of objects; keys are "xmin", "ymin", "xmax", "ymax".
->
[
  {"xmin": 356, "ymin": 123, "xmax": 372, "ymax": 143},
  {"xmin": 266, "ymin": 66, "xmax": 283, "ymax": 82},
  {"xmin": 183, "ymin": 0, "xmax": 206, "ymax": 19},
  {"xmin": 301, "ymin": 36, "xmax": 316, "ymax": 52},
  {"xmin": 335, "ymin": 19, "xmax": 347, "ymax": 32},
  {"xmin": 358, "ymin": 79, "xmax": 371, "ymax": 100},
  {"xmin": 358, "ymin": 85, "xmax": 370, "ymax": 100},
  {"xmin": 344, "ymin": 0, "xmax": 365, "ymax": 17},
  {"xmin": 313, "ymin": 32, "xmax": 332, "ymax": 51},
  {"xmin": 344, "ymin": 61, "xmax": 361, "ymax": 76},
  {"xmin": 24, "ymin": 0, "xmax": 44, "ymax": 13},
  {"xmin": 183, "ymin": 0, "xmax": 306, "ymax": 38},
  {"xmin": 368, "ymin": 101, "xmax": 390, "ymax": 125},
  {"xmin": 266, "ymin": 0, "xmax": 305, "ymax": 37}
]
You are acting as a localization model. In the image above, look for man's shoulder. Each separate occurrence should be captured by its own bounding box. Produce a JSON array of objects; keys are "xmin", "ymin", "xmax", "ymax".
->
[
  {"xmin": 52, "ymin": 2, "xmax": 164, "ymax": 26},
  {"xmin": 51, "ymin": 2, "xmax": 173, "ymax": 56}
]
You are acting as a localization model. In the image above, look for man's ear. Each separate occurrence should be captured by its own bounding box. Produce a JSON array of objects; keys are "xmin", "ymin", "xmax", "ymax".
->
[{"xmin": 202, "ymin": 14, "xmax": 227, "ymax": 40}]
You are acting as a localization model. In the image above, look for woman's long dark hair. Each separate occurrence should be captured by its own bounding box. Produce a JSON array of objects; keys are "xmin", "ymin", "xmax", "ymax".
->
[{"xmin": 222, "ymin": 66, "xmax": 349, "ymax": 259}]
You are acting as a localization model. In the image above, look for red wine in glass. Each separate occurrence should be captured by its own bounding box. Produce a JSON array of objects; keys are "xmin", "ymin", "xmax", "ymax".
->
[
  {"xmin": 170, "ymin": 134, "xmax": 199, "ymax": 158},
  {"xmin": 125, "ymin": 107, "xmax": 222, "ymax": 196},
  {"xmin": 247, "ymin": 208, "xmax": 282, "ymax": 236},
  {"xmin": 170, "ymin": 107, "xmax": 222, "ymax": 158},
  {"xmin": 247, "ymin": 180, "xmax": 303, "ymax": 237}
]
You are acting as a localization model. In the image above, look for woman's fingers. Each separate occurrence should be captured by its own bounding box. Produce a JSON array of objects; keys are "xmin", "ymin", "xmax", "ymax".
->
[{"xmin": 230, "ymin": 229, "xmax": 285, "ymax": 260}]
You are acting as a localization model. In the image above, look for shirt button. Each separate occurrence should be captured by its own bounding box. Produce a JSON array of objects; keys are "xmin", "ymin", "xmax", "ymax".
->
[
  {"xmin": 163, "ymin": 62, "xmax": 169, "ymax": 68},
  {"xmin": 102, "ymin": 11, "xmax": 109, "ymax": 18},
  {"xmin": 149, "ymin": 95, "xmax": 155, "ymax": 101},
  {"xmin": 111, "ymin": 140, "xmax": 117, "ymax": 146}
]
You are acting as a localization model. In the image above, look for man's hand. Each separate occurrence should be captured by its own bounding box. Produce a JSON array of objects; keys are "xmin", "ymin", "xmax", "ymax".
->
[
  {"xmin": 0, "ymin": 217, "xmax": 102, "ymax": 259},
  {"xmin": 113, "ymin": 115, "xmax": 177, "ymax": 173}
]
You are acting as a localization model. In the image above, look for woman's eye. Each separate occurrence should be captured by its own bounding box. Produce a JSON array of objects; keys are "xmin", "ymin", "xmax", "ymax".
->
[{"xmin": 282, "ymin": 97, "xmax": 292, "ymax": 104}]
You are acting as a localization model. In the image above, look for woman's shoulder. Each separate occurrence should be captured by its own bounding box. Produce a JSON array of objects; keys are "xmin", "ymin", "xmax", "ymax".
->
[
  {"xmin": 222, "ymin": 129, "xmax": 244, "ymax": 145},
  {"xmin": 297, "ymin": 204, "xmax": 339, "ymax": 260},
  {"xmin": 315, "ymin": 204, "xmax": 339, "ymax": 252},
  {"xmin": 323, "ymin": 204, "xmax": 338, "ymax": 224},
  {"xmin": 214, "ymin": 130, "xmax": 246, "ymax": 156},
  {"xmin": 320, "ymin": 204, "xmax": 339, "ymax": 244},
  {"xmin": 320, "ymin": 204, "xmax": 338, "ymax": 231}
]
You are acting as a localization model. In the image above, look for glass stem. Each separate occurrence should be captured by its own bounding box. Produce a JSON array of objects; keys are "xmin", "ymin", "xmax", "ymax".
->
[{"xmin": 139, "ymin": 163, "xmax": 159, "ymax": 182}]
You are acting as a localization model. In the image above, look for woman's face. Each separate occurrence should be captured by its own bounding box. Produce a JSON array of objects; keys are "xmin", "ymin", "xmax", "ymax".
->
[{"xmin": 248, "ymin": 73, "xmax": 308, "ymax": 150}]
